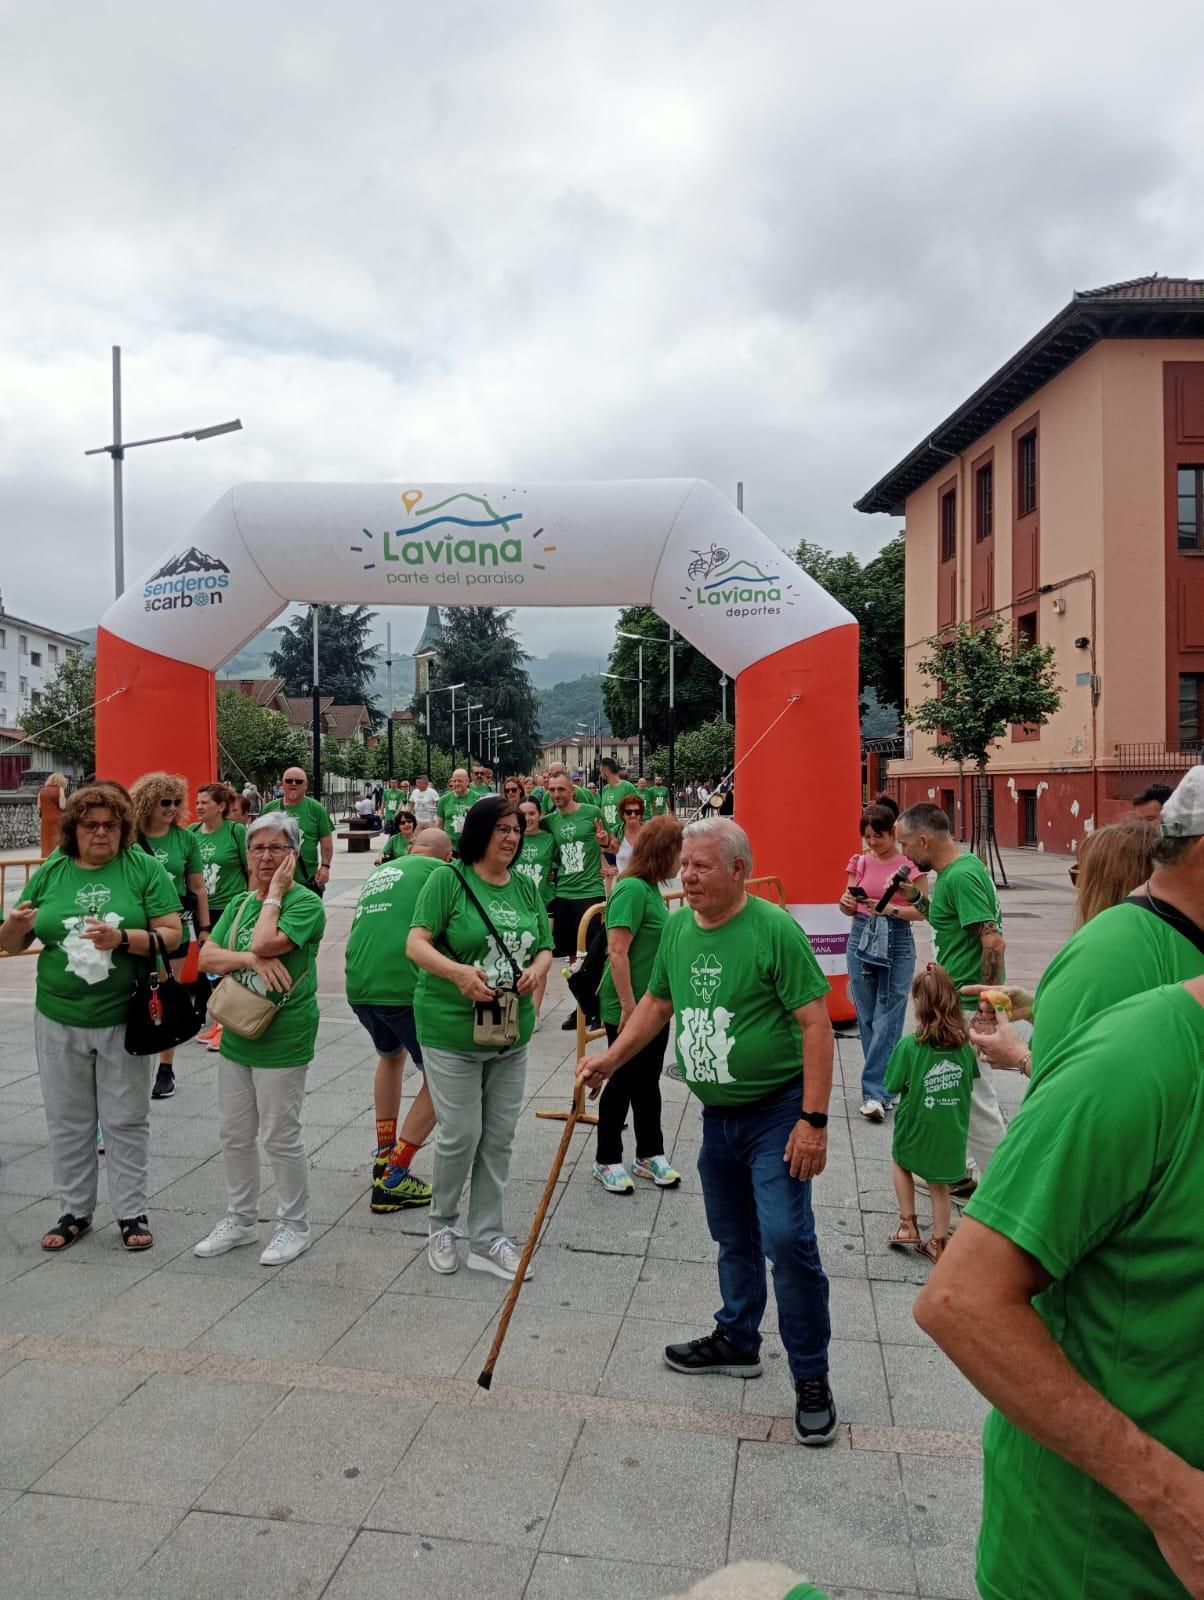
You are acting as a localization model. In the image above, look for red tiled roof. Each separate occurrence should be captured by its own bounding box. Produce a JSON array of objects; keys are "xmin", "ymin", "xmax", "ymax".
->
[
  {"xmin": 326, "ymin": 704, "xmax": 371, "ymax": 741},
  {"xmin": 1078, "ymin": 275, "xmax": 1204, "ymax": 300}
]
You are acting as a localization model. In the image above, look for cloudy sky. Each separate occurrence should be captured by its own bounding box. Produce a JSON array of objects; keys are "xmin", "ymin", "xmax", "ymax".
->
[{"xmin": 4, "ymin": 1, "xmax": 1204, "ymax": 662}]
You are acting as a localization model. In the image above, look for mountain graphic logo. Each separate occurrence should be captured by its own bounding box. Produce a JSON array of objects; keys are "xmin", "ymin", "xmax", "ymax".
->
[
  {"xmin": 702, "ymin": 559, "xmax": 779, "ymax": 590},
  {"xmin": 150, "ymin": 547, "xmax": 231, "ymax": 581}
]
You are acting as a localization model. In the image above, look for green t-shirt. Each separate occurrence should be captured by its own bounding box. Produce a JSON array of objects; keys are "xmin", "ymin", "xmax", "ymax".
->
[
  {"xmin": 345, "ymin": 854, "xmax": 447, "ymax": 1008},
  {"xmin": 540, "ymin": 804, "xmax": 606, "ymax": 900},
  {"xmin": 599, "ymin": 876, "xmax": 668, "ymax": 1026},
  {"xmin": 380, "ymin": 832, "xmax": 411, "ymax": 863},
  {"xmin": 412, "ymin": 864, "xmax": 552, "ymax": 1053},
  {"xmin": 436, "ymin": 791, "xmax": 475, "ymax": 854},
  {"xmin": 189, "ymin": 821, "xmax": 247, "ymax": 916},
  {"xmin": 24, "ymin": 850, "xmax": 182, "ymax": 1028},
  {"xmin": 598, "ymin": 779, "xmax": 638, "ymax": 837},
  {"xmin": 647, "ymin": 897, "xmax": 829, "ymax": 1105},
  {"xmin": 929, "ymin": 852, "xmax": 1004, "ymax": 1006},
  {"xmin": 1029, "ymin": 899, "xmax": 1204, "ymax": 1085},
  {"xmin": 885, "ymin": 1035, "xmax": 978, "ymax": 1184},
  {"xmin": 540, "ymin": 785, "xmax": 591, "ymax": 815},
  {"xmin": 513, "ymin": 830, "xmax": 558, "ymax": 905},
  {"xmin": 382, "ymin": 787, "xmax": 405, "ymax": 821},
  {"xmin": 211, "ymin": 886, "xmax": 326, "ymax": 1068},
  {"xmin": 260, "ymin": 796, "xmax": 334, "ymax": 879},
  {"xmin": 139, "ymin": 825, "xmax": 202, "ymax": 902},
  {"xmin": 967, "ymin": 983, "xmax": 1204, "ymax": 1600},
  {"xmin": 468, "ymin": 783, "xmax": 493, "ymax": 801},
  {"xmin": 645, "ymin": 785, "xmax": 670, "ymax": 816}
]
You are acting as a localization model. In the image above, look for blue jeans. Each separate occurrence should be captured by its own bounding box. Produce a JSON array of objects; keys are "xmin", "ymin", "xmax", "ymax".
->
[
  {"xmin": 697, "ymin": 1080, "xmax": 830, "ymax": 1381},
  {"xmin": 846, "ymin": 919, "xmax": 915, "ymax": 1107}
]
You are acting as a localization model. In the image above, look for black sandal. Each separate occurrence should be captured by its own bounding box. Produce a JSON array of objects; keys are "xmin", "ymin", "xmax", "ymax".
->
[
  {"xmin": 41, "ymin": 1213, "xmax": 92, "ymax": 1252},
  {"xmin": 118, "ymin": 1214, "xmax": 154, "ymax": 1251}
]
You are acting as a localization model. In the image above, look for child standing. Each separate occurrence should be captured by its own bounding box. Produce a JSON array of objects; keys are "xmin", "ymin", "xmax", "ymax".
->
[{"xmin": 884, "ymin": 964, "xmax": 979, "ymax": 1263}]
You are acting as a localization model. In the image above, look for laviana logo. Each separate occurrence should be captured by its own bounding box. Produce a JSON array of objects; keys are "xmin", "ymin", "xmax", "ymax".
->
[
  {"xmin": 679, "ymin": 545, "xmax": 798, "ymax": 621},
  {"xmin": 143, "ymin": 547, "xmax": 231, "ymax": 614},
  {"xmin": 350, "ymin": 489, "xmax": 559, "ymax": 591},
  {"xmin": 689, "ymin": 953, "xmax": 723, "ymax": 1004}
]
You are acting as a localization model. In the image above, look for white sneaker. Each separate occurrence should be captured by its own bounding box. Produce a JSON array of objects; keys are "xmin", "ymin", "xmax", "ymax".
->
[
  {"xmin": 428, "ymin": 1224, "xmax": 462, "ymax": 1274},
  {"xmin": 259, "ymin": 1224, "xmax": 311, "ymax": 1266},
  {"xmin": 193, "ymin": 1217, "xmax": 258, "ymax": 1258},
  {"xmin": 859, "ymin": 1099, "xmax": 886, "ymax": 1122},
  {"xmin": 592, "ymin": 1161, "xmax": 635, "ymax": 1195},
  {"xmin": 466, "ymin": 1236, "xmax": 532, "ymax": 1281}
]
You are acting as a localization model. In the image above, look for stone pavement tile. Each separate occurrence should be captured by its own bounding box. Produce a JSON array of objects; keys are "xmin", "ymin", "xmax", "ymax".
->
[
  {"xmin": 307, "ymin": 1123, "xmax": 380, "ymax": 1171},
  {"xmin": 139, "ymin": 1115, "xmax": 222, "ymax": 1160},
  {"xmin": 85, "ymin": 1270, "xmax": 262, "ymax": 1350},
  {"xmin": 126, "ymin": 1508, "xmax": 352, "ymax": 1600},
  {"xmin": 323, "ymin": 1530, "xmax": 533, "ymax": 1600},
  {"xmin": 284, "ymin": 1220, "xmax": 423, "ymax": 1292},
  {"xmin": 599, "ymin": 1316, "xmax": 761, "ymax": 1412},
  {"xmin": 871, "ymin": 1281, "xmax": 931, "ymax": 1348},
  {"xmin": 0, "ymin": 1150, "xmax": 55, "ymax": 1197},
  {"xmin": 322, "ymin": 1286, "xmax": 498, "ymax": 1376},
  {"xmin": 460, "ymin": 1303, "xmax": 624, "ymax": 1393},
  {"xmin": 901, "ymin": 1455, "xmax": 982, "ymax": 1600},
  {"xmin": 33, "ymin": 1370, "xmax": 287, "ymax": 1507},
  {"xmin": 194, "ymin": 1276, "xmax": 380, "ymax": 1361},
  {"xmin": 524, "ymin": 1552, "xmax": 710, "ymax": 1599},
  {"xmin": 543, "ymin": 1419, "xmax": 736, "ymax": 1568},
  {"xmin": 369, "ymin": 1403, "xmax": 579, "ymax": 1547},
  {"xmin": 884, "ymin": 1344, "xmax": 990, "ymax": 1432},
  {"xmin": 736, "ymin": 1337, "xmax": 891, "ymax": 1427},
  {"xmin": 0, "ymin": 1359, "xmax": 147, "ymax": 1489},
  {"xmin": 149, "ymin": 1155, "xmax": 239, "ymax": 1215},
  {"xmin": 296, "ymin": 1166, "xmax": 374, "ymax": 1224},
  {"xmin": 145, "ymin": 1154, "xmax": 211, "ymax": 1199},
  {"xmin": 628, "ymin": 1256, "xmax": 727, "ymax": 1325},
  {"xmin": 645, "ymin": 1196, "xmax": 718, "ymax": 1264},
  {"xmin": 0, "ymin": 1107, "xmax": 50, "ymax": 1145},
  {"xmin": 0, "ymin": 1259, "xmax": 129, "ymax": 1336},
  {"xmin": 0, "ymin": 1492, "xmax": 183, "ymax": 1600},
  {"xmin": 198, "ymin": 1386, "xmax": 433, "ymax": 1527},
  {"xmin": 729, "ymin": 1439, "xmax": 918, "ymax": 1594},
  {"xmin": 0, "ymin": 1189, "xmax": 42, "ymax": 1218},
  {"xmin": 86, "ymin": 1205, "xmax": 235, "ymax": 1269}
]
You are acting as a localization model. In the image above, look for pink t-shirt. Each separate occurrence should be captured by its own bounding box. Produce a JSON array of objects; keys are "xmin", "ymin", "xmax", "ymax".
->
[{"xmin": 846, "ymin": 850, "xmax": 920, "ymax": 914}]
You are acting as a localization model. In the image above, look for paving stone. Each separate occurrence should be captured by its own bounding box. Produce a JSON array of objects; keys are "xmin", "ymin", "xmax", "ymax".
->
[
  {"xmin": 0, "ymin": 1259, "xmax": 129, "ymax": 1335},
  {"xmin": 323, "ymin": 1530, "xmax": 533, "ymax": 1599},
  {"xmin": 283, "ymin": 1220, "xmax": 423, "ymax": 1292},
  {"xmin": 736, "ymin": 1336, "xmax": 891, "ymax": 1426},
  {"xmin": 33, "ymin": 1371, "xmax": 287, "ymax": 1507},
  {"xmin": 599, "ymin": 1315, "xmax": 759, "ymax": 1412},
  {"xmin": 901, "ymin": 1453, "xmax": 982, "ymax": 1600},
  {"xmin": 524, "ymin": 1552, "xmax": 710, "ymax": 1599},
  {"xmin": 126, "ymin": 1508, "xmax": 352, "ymax": 1599},
  {"xmin": 544, "ymin": 1419, "xmax": 736, "ymax": 1568},
  {"xmin": 461, "ymin": 1302, "xmax": 623, "ymax": 1393},
  {"xmin": 0, "ymin": 1359, "xmax": 147, "ymax": 1489},
  {"xmin": 193, "ymin": 1275, "xmax": 379, "ymax": 1361},
  {"xmin": 199, "ymin": 1386, "xmax": 432, "ymax": 1526},
  {"xmin": 884, "ymin": 1344, "xmax": 991, "ymax": 1432},
  {"xmin": 85, "ymin": 1269, "xmax": 262, "ymax": 1350},
  {"xmin": 370, "ymin": 1402, "xmax": 579, "ymax": 1546},
  {"xmin": 322, "ymin": 1286, "xmax": 498, "ymax": 1376},
  {"xmin": 871, "ymin": 1280, "xmax": 933, "ymax": 1348},
  {"xmin": 0, "ymin": 1150, "xmax": 55, "ymax": 1196},
  {"xmin": 729, "ymin": 1439, "xmax": 917, "ymax": 1593},
  {"xmin": 0, "ymin": 1492, "xmax": 183, "ymax": 1600}
]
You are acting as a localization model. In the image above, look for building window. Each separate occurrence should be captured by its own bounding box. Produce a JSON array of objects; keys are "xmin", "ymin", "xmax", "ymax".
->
[
  {"xmin": 1017, "ymin": 430, "xmax": 1038, "ymax": 517},
  {"xmin": 19, "ymin": 676, "xmax": 28, "ymax": 696},
  {"xmin": 18, "ymin": 633, "xmax": 27, "ymax": 656},
  {"xmin": 1179, "ymin": 674, "xmax": 1204, "ymax": 747},
  {"xmin": 1177, "ymin": 465, "xmax": 1204, "ymax": 552},
  {"xmin": 0, "ymin": 629, "xmax": 6, "ymax": 648},
  {"xmin": 0, "ymin": 672, "xmax": 6, "ymax": 691},
  {"xmin": 1016, "ymin": 610, "xmax": 1038, "ymax": 649},
  {"xmin": 48, "ymin": 644, "xmax": 58, "ymax": 665},
  {"xmin": 29, "ymin": 651, "xmax": 41, "ymax": 667},
  {"xmin": 975, "ymin": 462, "xmax": 993, "ymax": 542},
  {"xmin": 30, "ymin": 689, "xmax": 42, "ymax": 708},
  {"xmin": 939, "ymin": 488, "xmax": 956, "ymax": 563}
]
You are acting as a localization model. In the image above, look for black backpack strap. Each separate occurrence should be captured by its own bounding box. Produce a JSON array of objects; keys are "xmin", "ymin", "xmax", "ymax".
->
[{"xmin": 1125, "ymin": 889, "xmax": 1204, "ymax": 959}]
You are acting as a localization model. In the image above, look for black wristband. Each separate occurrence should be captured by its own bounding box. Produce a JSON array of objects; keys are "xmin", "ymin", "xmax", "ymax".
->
[
  {"xmin": 798, "ymin": 1110, "xmax": 828, "ymax": 1129},
  {"xmin": 197, "ymin": 924, "xmax": 211, "ymax": 933},
  {"xmin": 119, "ymin": 930, "xmax": 130, "ymax": 951}
]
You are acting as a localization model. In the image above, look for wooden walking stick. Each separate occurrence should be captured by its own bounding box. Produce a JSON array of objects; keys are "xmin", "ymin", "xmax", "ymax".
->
[{"xmin": 477, "ymin": 1075, "xmax": 587, "ymax": 1390}]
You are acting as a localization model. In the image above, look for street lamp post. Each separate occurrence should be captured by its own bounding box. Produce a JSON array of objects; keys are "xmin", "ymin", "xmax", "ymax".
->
[
  {"xmin": 618, "ymin": 627, "xmax": 677, "ymax": 802},
  {"xmin": 603, "ymin": 662, "xmax": 644, "ymax": 776},
  {"xmin": 423, "ymin": 677, "xmax": 465, "ymax": 781},
  {"xmin": 465, "ymin": 703, "xmax": 484, "ymax": 765},
  {"xmin": 84, "ymin": 346, "xmax": 242, "ymax": 598}
]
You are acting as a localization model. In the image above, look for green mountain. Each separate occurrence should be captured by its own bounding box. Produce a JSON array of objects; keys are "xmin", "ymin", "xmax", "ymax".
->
[{"xmin": 536, "ymin": 674, "xmax": 610, "ymax": 741}]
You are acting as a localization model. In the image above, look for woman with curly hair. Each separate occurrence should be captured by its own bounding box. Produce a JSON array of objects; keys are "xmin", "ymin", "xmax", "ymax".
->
[
  {"xmin": 0, "ymin": 785, "xmax": 181, "ymax": 1252},
  {"xmin": 129, "ymin": 772, "xmax": 210, "ymax": 1101}
]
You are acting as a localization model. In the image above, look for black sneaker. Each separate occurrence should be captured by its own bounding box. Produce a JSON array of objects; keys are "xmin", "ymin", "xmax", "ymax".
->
[
  {"xmin": 793, "ymin": 1375, "xmax": 838, "ymax": 1446},
  {"xmin": 151, "ymin": 1066, "xmax": 176, "ymax": 1100},
  {"xmin": 560, "ymin": 1012, "xmax": 578, "ymax": 1031},
  {"xmin": 663, "ymin": 1330, "xmax": 762, "ymax": 1378}
]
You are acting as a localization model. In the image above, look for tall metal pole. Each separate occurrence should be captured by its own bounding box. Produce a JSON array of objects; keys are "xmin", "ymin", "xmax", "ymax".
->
[
  {"xmin": 386, "ymin": 622, "xmax": 395, "ymax": 777},
  {"xmin": 736, "ymin": 480, "xmax": 744, "ymax": 514},
  {"xmin": 112, "ymin": 346, "xmax": 125, "ymax": 597},
  {"xmin": 667, "ymin": 627, "xmax": 676, "ymax": 807},
  {"xmin": 311, "ymin": 605, "xmax": 322, "ymax": 809},
  {"xmin": 425, "ymin": 683, "xmax": 432, "ymax": 779},
  {"xmin": 720, "ymin": 673, "xmax": 728, "ymax": 722},
  {"xmin": 637, "ymin": 642, "xmax": 644, "ymax": 777},
  {"xmin": 450, "ymin": 684, "xmax": 457, "ymax": 768}
]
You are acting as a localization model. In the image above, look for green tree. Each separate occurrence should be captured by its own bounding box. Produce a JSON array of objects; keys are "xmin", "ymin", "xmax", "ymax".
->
[
  {"xmin": 414, "ymin": 608, "xmax": 541, "ymax": 771},
  {"xmin": 602, "ymin": 607, "xmax": 727, "ymax": 749},
  {"xmin": 646, "ymin": 717, "xmax": 734, "ymax": 789},
  {"xmin": 215, "ymin": 688, "xmax": 308, "ymax": 788},
  {"xmin": 19, "ymin": 651, "xmax": 96, "ymax": 772},
  {"xmin": 792, "ymin": 533, "xmax": 905, "ymax": 715},
  {"xmin": 905, "ymin": 619, "xmax": 1061, "ymax": 771},
  {"xmin": 537, "ymin": 675, "xmax": 610, "ymax": 741},
  {"xmin": 269, "ymin": 605, "xmax": 382, "ymax": 723}
]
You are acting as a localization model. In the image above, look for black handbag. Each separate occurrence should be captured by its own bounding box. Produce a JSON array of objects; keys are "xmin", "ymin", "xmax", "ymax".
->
[{"xmin": 125, "ymin": 931, "xmax": 207, "ymax": 1056}]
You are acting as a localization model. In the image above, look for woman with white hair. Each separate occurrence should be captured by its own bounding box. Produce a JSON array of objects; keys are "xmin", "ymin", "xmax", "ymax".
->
[{"xmin": 194, "ymin": 811, "xmax": 326, "ymax": 1265}]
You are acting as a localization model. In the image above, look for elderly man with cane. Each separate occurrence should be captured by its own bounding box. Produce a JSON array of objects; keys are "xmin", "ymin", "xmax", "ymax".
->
[{"xmin": 578, "ymin": 817, "xmax": 838, "ymax": 1445}]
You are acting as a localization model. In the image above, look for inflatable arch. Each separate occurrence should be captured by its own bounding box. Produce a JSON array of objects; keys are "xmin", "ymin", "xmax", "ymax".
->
[{"xmin": 95, "ymin": 479, "xmax": 859, "ymax": 1012}]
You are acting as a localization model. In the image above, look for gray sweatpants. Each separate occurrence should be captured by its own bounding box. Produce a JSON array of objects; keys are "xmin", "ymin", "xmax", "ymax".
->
[
  {"xmin": 34, "ymin": 1013, "xmax": 152, "ymax": 1220},
  {"xmin": 422, "ymin": 1043, "xmax": 528, "ymax": 1253},
  {"xmin": 217, "ymin": 1059, "xmax": 309, "ymax": 1230},
  {"xmin": 968, "ymin": 1060, "xmax": 1007, "ymax": 1176}
]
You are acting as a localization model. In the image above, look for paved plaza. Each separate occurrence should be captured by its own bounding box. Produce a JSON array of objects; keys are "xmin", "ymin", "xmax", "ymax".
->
[{"xmin": 0, "ymin": 845, "xmax": 1075, "ymax": 1600}]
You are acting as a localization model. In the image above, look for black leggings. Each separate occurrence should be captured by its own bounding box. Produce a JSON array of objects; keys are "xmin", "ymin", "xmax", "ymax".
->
[{"xmin": 596, "ymin": 1021, "xmax": 671, "ymax": 1165}]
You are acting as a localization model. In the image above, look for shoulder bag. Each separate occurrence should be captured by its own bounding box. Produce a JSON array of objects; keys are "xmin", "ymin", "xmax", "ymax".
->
[
  {"xmin": 125, "ymin": 931, "xmax": 206, "ymax": 1056},
  {"xmin": 206, "ymin": 894, "xmax": 280, "ymax": 1040},
  {"xmin": 454, "ymin": 868, "xmax": 524, "ymax": 1049}
]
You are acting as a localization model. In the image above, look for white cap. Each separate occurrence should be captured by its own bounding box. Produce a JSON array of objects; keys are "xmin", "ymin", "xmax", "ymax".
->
[{"xmin": 1160, "ymin": 766, "xmax": 1204, "ymax": 838}]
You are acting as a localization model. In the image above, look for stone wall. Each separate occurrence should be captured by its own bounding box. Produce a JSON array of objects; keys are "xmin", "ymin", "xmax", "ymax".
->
[{"xmin": 0, "ymin": 794, "xmax": 39, "ymax": 852}]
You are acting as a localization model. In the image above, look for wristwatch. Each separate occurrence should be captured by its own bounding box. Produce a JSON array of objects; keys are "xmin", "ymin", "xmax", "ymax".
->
[
  {"xmin": 798, "ymin": 1110, "xmax": 828, "ymax": 1129},
  {"xmin": 118, "ymin": 930, "xmax": 130, "ymax": 951}
]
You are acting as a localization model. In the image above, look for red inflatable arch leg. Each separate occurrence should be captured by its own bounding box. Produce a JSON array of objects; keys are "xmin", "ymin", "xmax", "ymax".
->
[
  {"xmin": 735, "ymin": 624, "xmax": 859, "ymax": 1023},
  {"xmin": 95, "ymin": 627, "xmax": 217, "ymax": 797}
]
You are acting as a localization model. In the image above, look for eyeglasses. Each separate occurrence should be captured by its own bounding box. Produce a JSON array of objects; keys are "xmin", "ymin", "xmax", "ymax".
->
[
  {"xmin": 249, "ymin": 844, "xmax": 291, "ymax": 856},
  {"xmin": 159, "ymin": 798, "xmax": 182, "ymax": 808},
  {"xmin": 79, "ymin": 819, "xmax": 119, "ymax": 833},
  {"xmin": 494, "ymin": 826, "xmax": 523, "ymax": 838}
]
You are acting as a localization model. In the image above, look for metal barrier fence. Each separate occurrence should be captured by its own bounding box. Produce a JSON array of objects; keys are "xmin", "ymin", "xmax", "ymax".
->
[{"xmin": 0, "ymin": 857, "xmax": 43, "ymax": 956}]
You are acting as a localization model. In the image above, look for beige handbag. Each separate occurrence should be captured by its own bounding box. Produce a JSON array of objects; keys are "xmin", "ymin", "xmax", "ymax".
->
[
  {"xmin": 454, "ymin": 869, "xmax": 523, "ymax": 1050},
  {"xmin": 207, "ymin": 895, "xmax": 280, "ymax": 1040}
]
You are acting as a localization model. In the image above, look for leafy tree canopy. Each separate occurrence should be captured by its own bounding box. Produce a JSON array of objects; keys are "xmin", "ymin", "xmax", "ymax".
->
[
  {"xmin": 269, "ymin": 605, "xmax": 382, "ymax": 723},
  {"xmin": 537, "ymin": 675, "xmax": 610, "ymax": 742},
  {"xmin": 646, "ymin": 716, "xmax": 734, "ymax": 790},
  {"xmin": 792, "ymin": 533, "xmax": 905, "ymax": 715},
  {"xmin": 602, "ymin": 607, "xmax": 728, "ymax": 749},
  {"xmin": 413, "ymin": 608, "xmax": 541, "ymax": 772},
  {"xmin": 215, "ymin": 689, "xmax": 308, "ymax": 789},
  {"xmin": 906, "ymin": 619, "xmax": 1062, "ymax": 771},
  {"xmin": 19, "ymin": 650, "xmax": 96, "ymax": 772}
]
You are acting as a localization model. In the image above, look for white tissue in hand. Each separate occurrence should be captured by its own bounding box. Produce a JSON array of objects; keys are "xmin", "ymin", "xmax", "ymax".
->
[{"xmin": 62, "ymin": 915, "xmax": 120, "ymax": 985}]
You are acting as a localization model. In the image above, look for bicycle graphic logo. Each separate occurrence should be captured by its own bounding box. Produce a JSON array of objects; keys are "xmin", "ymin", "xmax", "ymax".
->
[{"xmin": 686, "ymin": 543, "xmax": 730, "ymax": 581}]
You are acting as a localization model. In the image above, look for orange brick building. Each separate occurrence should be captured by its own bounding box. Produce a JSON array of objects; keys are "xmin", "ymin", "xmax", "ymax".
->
[{"xmin": 857, "ymin": 275, "xmax": 1204, "ymax": 855}]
